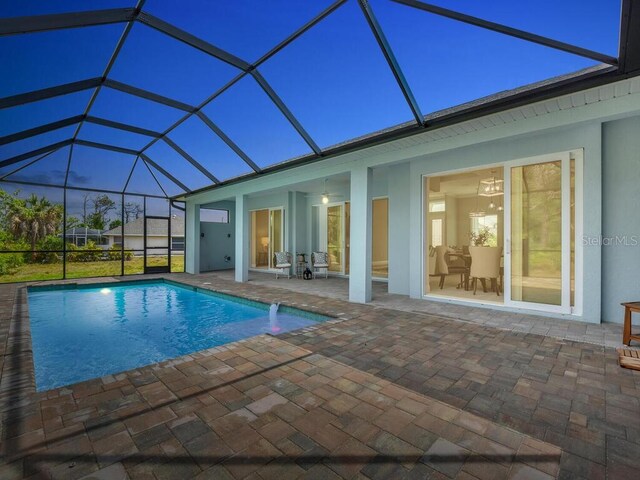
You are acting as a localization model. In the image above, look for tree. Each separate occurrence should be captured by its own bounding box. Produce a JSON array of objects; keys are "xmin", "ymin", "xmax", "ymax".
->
[
  {"xmin": 0, "ymin": 190, "xmax": 63, "ymax": 259},
  {"xmin": 124, "ymin": 202, "xmax": 142, "ymax": 223},
  {"xmin": 109, "ymin": 219, "xmax": 122, "ymax": 230},
  {"xmin": 87, "ymin": 194, "xmax": 116, "ymax": 230},
  {"xmin": 65, "ymin": 216, "xmax": 81, "ymax": 230}
]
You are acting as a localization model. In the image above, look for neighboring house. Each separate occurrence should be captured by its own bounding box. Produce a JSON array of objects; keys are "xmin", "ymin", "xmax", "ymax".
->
[
  {"xmin": 63, "ymin": 228, "xmax": 108, "ymax": 248},
  {"xmin": 102, "ymin": 216, "xmax": 185, "ymax": 254}
]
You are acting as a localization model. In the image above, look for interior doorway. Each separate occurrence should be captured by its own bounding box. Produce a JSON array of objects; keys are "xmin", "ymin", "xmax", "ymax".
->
[{"xmin": 250, "ymin": 208, "xmax": 284, "ymax": 270}]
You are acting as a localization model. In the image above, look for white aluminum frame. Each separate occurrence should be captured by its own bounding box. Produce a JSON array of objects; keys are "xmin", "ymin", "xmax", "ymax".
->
[
  {"xmin": 248, "ymin": 206, "xmax": 285, "ymax": 272},
  {"xmin": 422, "ymin": 150, "xmax": 584, "ymax": 317}
]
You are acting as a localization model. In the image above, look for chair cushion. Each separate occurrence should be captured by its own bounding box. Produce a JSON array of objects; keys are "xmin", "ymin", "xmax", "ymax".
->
[
  {"xmin": 313, "ymin": 252, "xmax": 328, "ymax": 265},
  {"xmin": 314, "ymin": 263, "xmax": 329, "ymax": 268},
  {"xmin": 274, "ymin": 252, "xmax": 290, "ymax": 266}
]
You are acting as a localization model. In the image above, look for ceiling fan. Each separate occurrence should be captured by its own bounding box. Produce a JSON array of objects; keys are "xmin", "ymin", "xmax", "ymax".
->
[{"xmin": 306, "ymin": 178, "xmax": 344, "ymax": 204}]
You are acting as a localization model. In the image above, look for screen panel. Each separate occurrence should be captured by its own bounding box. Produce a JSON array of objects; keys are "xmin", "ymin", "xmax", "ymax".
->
[
  {"xmin": 374, "ymin": 0, "xmax": 599, "ymax": 116},
  {"xmin": 125, "ymin": 160, "xmax": 166, "ymax": 197},
  {"xmin": 0, "ymin": 25, "xmax": 123, "ymax": 97},
  {"xmin": 0, "ymin": 1, "xmax": 133, "ymax": 17},
  {"xmin": 0, "ymin": 91, "xmax": 91, "ymax": 137},
  {"xmin": 260, "ymin": 0, "xmax": 414, "ymax": 148},
  {"xmin": 145, "ymin": 140, "xmax": 212, "ymax": 191},
  {"xmin": 391, "ymin": 0, "xmax": 621, "ymax": 56},
  {"xmin": 77, "ymin": 123, "xmax": 153, "ymax": 151},
  {"xmin": 168, "ymin": 116, "xmax": 253, "ymax": 182},
  {"xmin": 202, "ymin": 75, "xmax": 312, "ymax": 169},
  {"xmin": 67, "ymin": 145, "xmax": 136, "ymax": 192},
  {"xmin": 109, "ymin": 23, "xmax": 240, "ymax": 105},
  {"xmin": 90, "ymin": 88, "xmax": 185, "ymax": 132},
  {"xmin": 0, "ymin": 126, "xmax": 75, "ymax": 163},
  {"xmin": 144, "ymin": 0, "xmax": 336, "ymax": 61},
  {"xmin": 2, "ymin": 146, "xmax": 71, "ymax": 187}
]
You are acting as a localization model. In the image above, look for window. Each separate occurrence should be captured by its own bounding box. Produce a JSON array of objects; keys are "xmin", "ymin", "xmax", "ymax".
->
[
  {"xmin": 201, "ymin": 208, "xmax": 229, "ymax": 223},
  {"xmin": 429, "ymin": 200, "xmax": 445, "ymax": 212},
  {"xmin": 431, "ymin": 218, "xmax": 443, "ymax": 247},
  {"xmin": 171, "ymin": 236, "xmax": 185, "ymax": 251},
  {"xmin": 470, "ymin": 215, "xmax": 498, "ymax": 247}
]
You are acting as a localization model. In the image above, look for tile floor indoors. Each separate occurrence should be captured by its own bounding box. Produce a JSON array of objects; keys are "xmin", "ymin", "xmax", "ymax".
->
[{"xmin": 0, "ymin": 272, "xmax": 638, "ymax": 479}]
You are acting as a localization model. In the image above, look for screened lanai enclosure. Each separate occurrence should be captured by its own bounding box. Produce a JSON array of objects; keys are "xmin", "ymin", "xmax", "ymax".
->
[{"xmin": 0, "ymin": 0, "xmax": 635, "ymax": 283}]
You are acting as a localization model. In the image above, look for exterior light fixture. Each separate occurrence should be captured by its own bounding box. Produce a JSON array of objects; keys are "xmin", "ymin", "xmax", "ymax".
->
[{"xmin": 321, "ymin": 178, "xmax": 330, "ymax": 204}]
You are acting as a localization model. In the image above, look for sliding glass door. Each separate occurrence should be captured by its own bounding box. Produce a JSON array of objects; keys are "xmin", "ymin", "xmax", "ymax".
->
[
  {"xmin": 421, "ymin": 150, "xmax": 581, "ymax": 314},
  {"xmin": 250, "ymin": 208, "xmax": 283, "ymax": 269},
  {"xmin": 327, "ymin": 204, "xmax": 345, "ymax": 273},
  {"xmin": 505, "ymin": 152, "xmax": 579, "ymax": 313},
  {"xmin": 372, "ymin": 198, "xmax": 388, "ymax": 278}
]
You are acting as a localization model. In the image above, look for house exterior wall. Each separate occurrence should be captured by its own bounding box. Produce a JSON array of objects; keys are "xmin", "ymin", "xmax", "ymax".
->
[
  {"xmin": 200, "ymin": 200, "xmax": 236, "ymax": 272},
  {"xmin": 602, "ymin": 115, "xmax": 640, "ymax": 323},
  {"xmin": 408, "ymin": 122, "xmax": 602, "ymax": 323},
  {"xmin": 184, "ymin": 76, "xmax": 640, "ymax": 324}
]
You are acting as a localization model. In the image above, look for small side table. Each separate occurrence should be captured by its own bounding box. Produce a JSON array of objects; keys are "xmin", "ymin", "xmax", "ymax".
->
[
  {"xmin": 296, "ymin": 261, "xmax": 307, "ymax": 279},
  {"xmin": 622, "ymin": 302, "xmax": 640, "ymax": 345}
]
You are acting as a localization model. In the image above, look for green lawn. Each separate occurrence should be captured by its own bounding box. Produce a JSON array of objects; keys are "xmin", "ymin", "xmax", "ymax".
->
[{"xmin": 0, "ymin": 255, "xmax": 184, "ymax": 283}]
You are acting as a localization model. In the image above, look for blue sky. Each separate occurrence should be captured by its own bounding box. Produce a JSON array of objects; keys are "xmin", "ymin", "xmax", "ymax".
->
[{"xmin": 0, "ymin": 0, "xmax": 622, "ymax": 195}]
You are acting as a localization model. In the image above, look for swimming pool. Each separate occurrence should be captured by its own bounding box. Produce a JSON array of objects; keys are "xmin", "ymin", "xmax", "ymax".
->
[{"xmin": 28, "ymin": 280, "xmax": 327, "ymax": 391}]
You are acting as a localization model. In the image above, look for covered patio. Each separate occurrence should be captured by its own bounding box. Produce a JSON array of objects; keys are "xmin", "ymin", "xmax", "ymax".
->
[{"xmin": 208, "ymin": 269, "xmax": 622, "ymax": 348}]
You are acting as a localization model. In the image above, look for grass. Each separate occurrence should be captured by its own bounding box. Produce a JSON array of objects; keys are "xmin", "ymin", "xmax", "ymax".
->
[{"xmin": 0, "ymin": 255, "xmax": 184, "ymax": 283}]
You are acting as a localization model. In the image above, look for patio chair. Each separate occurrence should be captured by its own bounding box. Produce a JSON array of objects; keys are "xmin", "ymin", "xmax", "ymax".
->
[
  {"xmin": 311, "ymin": 251, "xmax": 329, "ymax": 279},
  {"xmin": 469, "ymin": 246, "xmax": 501, "ymax": 296},
  {"xmin": 273, "ymin": 252, "xmax": 292, "ymax": 279}
]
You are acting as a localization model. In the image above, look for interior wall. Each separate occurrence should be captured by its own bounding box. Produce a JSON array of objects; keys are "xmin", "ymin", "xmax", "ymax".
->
[
  {"xmin": 455, "ymin": 197, "xmax": 475, "ymax": 247},
  {"xmin": 372, "ymin": 198, "xmax": 388, "ymax": 263},
  {"xmin": 602, "ymin": 115, "xmax": 640, "ymax": 323},
  {"xmin": 199, "ymin": 200, "xmax": 235, "ymax": 272},
  {"xmin": 445, "ymin": 195, "xmax": 457, "ymax": 247}
]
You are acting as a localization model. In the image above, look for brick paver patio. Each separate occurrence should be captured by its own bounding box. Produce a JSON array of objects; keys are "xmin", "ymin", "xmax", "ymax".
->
[{"xmin": 0, "ymin": 273, "xmax": 638, "ymax": 479}]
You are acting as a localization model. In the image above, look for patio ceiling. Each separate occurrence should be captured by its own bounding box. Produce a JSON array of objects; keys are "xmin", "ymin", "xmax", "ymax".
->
[{"xmin": 1, "ymin": 0, "xmax": 638, "ymax": 199}]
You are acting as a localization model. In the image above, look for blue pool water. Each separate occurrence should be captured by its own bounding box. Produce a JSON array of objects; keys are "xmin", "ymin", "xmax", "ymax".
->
[{"xmin": 28, "ymin": 281, "xmax": 327, "ymax": 391}]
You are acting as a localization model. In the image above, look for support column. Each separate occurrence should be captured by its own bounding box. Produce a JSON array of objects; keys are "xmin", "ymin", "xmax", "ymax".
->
[
  {"xmin": 349, "ymin": 166, "xmax": 373, "ymax": 303},
  {"xmin": 185, "ymin": 202, "xmax": 200, "ymax": 274},
  {"xmin": 235, "ymin": 194, "xmax": 249, "ymax": 282}
]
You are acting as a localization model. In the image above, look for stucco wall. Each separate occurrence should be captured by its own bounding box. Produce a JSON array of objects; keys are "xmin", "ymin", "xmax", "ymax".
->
[
  {"xmin": 183, "ymin": 77, "xmax": 640, "ymax": 323},
  {"xmin": 602, "ymin": 115, "xmax": 640, "ymax": 323},
  {"xmin": 199, "ymin": 201, "xmax": 235, "ymax": 272}
]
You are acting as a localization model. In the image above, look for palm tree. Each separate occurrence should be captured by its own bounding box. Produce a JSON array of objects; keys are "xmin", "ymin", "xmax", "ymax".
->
[{"xmin": 5, "ymin": 193, "xmax": 62, "ymax": 260}]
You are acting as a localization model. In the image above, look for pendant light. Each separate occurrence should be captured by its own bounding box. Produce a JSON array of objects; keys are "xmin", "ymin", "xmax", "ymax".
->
[{"xmin": 469, "ymin": 182, "xmax": 485, "ymax": 218}]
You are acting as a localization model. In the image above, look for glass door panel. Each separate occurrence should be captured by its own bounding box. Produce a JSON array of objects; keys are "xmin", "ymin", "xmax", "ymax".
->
[
  {"xmin": 269, "ymin": 209, "xmax": 283, "ymax": 268},
  {"xmin": 509, "ymin": 159, "xmax": 567, "ymax": 308},
  {"xmin": 344, "ymin": 202, "xmax": 350, "ymax": 275},
  {"xmin": 251, "ymin": 209, "xmax": 270, "ymax": 269},
  {"xmin": 327, "ymin": 205, "xmax": 343, "ymax": 273},
  {"xmin": 372, "ymin": 198, "xmax": 388, "ymax": 278}
]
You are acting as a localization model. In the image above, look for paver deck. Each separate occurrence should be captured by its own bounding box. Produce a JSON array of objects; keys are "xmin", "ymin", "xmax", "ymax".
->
[{"xmin": 0, "ymin": 272, "xmax": 638, "ymax": 479}]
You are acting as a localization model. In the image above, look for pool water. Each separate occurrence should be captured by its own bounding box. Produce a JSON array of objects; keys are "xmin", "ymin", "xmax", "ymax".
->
[{"xmin": 28, "ymin": 281, "xmax": 327, "ymax": 391}]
